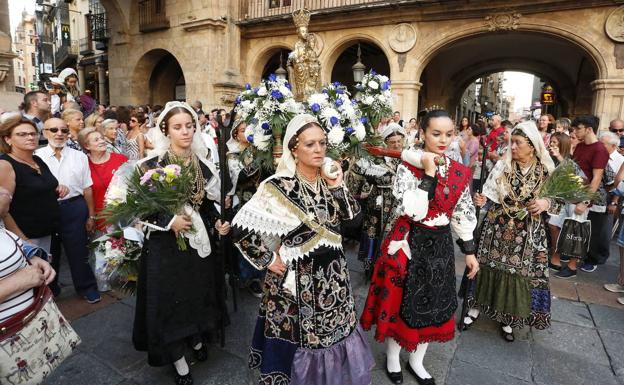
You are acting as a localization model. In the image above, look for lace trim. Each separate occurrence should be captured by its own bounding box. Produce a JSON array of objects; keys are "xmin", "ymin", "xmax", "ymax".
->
[
  {"xmin": 356, "ymin": 158, "xmax": 390, "ymax": 177},
  {"xmin": 279, "ymin": 236, "xmax": 342, "ymax": 264}
]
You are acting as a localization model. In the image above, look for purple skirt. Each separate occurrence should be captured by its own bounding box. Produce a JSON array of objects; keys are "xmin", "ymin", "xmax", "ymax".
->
[{"xmin": 291, "ymin": 325, "xmax": 374, "ymax": 385}]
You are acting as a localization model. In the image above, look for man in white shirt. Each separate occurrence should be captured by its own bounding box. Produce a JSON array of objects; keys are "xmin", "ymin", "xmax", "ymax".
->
[{"xmin": 35, "ymin": 118, "xmax": 100, "ymax": 303}]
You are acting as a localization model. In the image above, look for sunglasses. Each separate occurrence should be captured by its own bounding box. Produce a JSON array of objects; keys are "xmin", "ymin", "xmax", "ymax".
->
[
  {"xmin": 45, "ymin": 127, "xmax": 70, "ymax": 134},
  {"xmin": 14, "ymin": 132, "xmax": 40, "ymax": 138},
  {"xmin": 610, "ymin": 128, "xmax": 624, "ymax": 133}
]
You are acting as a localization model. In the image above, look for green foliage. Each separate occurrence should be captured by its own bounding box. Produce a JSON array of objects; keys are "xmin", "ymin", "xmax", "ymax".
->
[{"xmin": 539, "ymin": 159, "xmax": 599, "ymax": 203}]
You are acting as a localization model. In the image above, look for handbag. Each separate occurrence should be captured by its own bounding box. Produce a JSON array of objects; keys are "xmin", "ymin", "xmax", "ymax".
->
[
  {"xmin": 0, "ymin": 255, "xmax": 81, "ymax": 384},
  {"xmin": 556, "ymin": 214, "xmax": 591, "ymax": 260}
]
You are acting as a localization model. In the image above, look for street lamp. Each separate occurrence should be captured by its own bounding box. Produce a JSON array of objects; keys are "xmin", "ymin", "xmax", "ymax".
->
[
  {"xmin": 275, "ymin": 51, "xmax": 287, "ymax": 80},
  {"xmin": 352, "ymin": 43, "xmax": 366, "ymax": 83}
]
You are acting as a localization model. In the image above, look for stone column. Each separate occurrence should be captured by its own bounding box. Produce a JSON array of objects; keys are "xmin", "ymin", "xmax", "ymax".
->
[
  {"xmin": 76, "ymin": 63, "xmax": 86, "ymax": 92},
  {"xmin": 96, "ymin": 57, "xmax": 108, "ymax": 105},
  {"xmin": 391, "ymin": 80, "xmax": 422, "ymax": 121},
  {"xmin": 591, "ymin": 79, "xmax": 624, "ymax": 130},
  {"xmin": 0, "ymin": 0, "xmax": 20, "ymax": 108}
]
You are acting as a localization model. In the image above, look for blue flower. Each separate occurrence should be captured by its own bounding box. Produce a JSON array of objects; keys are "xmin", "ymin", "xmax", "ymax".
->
[
  {"xmin": 336, "ymin": 88, "xmax": 344, "ymax": 94},
  {"xmin": 149, "ymin": 186, "xmax": 157, "ymax": 193},
  {"xmin": 245, "ymin": 83, "xmax": 251, "ymax": 90},
  {"xmin": 381, "ymin": 82, "xmax": 389, "ymax": 91},
  {"xmin": 311, "ymin": 103, "xmax": 321, "ymax": 113},
  {"xmin": 247, "ymin": 135, "xmax": 254, "ymax": 143},
  {"xmin": 371, "ymin": 69, "xmax": 377, "ymax": 76},
  {"xmin": 261, "ymin": 122, "xmax": 270, "ymax": 130},
  {"xmin": 268, "ymin": 73, "xmax": 277, "ymax": 82},
  {"xmin": 332, "ymin": 81, "xmax": 341, "ymax": 88},
  {"xmin": 330, "ymin": 116, "xmax": 339, "ymax": 126},
  {"xmin": 361, "ymin": 117, "xmax": 368, "ymax": 124},
  {"xmin": 271, "ymin": 89, "xmax": 283, "ymax": 99},
  {"xmin": 335, "ymin": 98, "xmax": 343, "ymax": 107},
  {"xmin": 286, "ymin": 83, "xmax": 292, "ymax": 90},
  {"xmin": 235, "ymin": 95, "xmax": 241, "ymax": 104},
  {"xmin": 171, "ymin": 185, "xmax": 177, "ymax": 191},
  {"xmin": 253, "ymin": 87, "xmax": 259, "ymax": 95},
  {"xmin": 322, "ymin": 89, "xmax": 328, "ymax": 94},
  {"xmin": 345, "ymin": 127, "xmax": 354, "ymax": 134}
]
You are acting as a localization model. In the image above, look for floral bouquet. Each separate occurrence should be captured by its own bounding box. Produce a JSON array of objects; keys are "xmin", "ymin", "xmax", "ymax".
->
[
  {"xmin": 92, "ymin": 228, "xmax": 143, "ymax": 294},
  {"xmin": 306, "ymin": 82, "xmax": 366, "ymax": 159},
  {"xmin": 355, "ymin": 70, "xmax": 393, "ymax": 135},
  {"xmin": 234, "ymin": 74, "xmax": 302, "ymax": 171},
  {"xmin": 539, "ymin": 159, "xmax": 598, "ymax": 203},
  {"xmin": 102, "ymin": 162, "xmax": 196, "ymax": 251}
]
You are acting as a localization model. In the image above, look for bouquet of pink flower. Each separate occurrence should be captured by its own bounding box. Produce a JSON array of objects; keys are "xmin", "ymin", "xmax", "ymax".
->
[
  {"xmin": 92, "ymin": 228, "xmax": 143, "ymax": 294},
  {"xmin": 102, "ymin": 162, "xmax": 196, "ymax": 250}
]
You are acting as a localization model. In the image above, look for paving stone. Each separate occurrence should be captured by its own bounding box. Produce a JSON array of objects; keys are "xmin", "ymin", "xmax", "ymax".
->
[
  {"xmin": 598, "ymin": 329, "xmax": 624, "ymax": 375},
  {"xmin": 533, "ymin": 321, "xmax": 609, "ymax": 364},
  {"xmin": 42, "ymin": 351, "xmax": 125, "ymax": 385},
  {"xmin": 91, "ymin": 335, "xmax": 146, "ymax": 373},
  {"xmin": 453, "ymin": 328, "xmax": 532, "ymax": 381},
  {"xmin": 533, "ymin": 344, "xmax": 617, "ymax": 385},
  {"xmin": 71, "ymin": 302, "xmax": 135, "ymax": 347},
  {"xmin": 370, "ymin": 367, "xmax": 420, "ymax": 385},
  {"xmin": 446, "ymin": 359, "xmax": 532, "ymax": 385},
  {"xmin": 578, "ymin": 282, "xmax": 623, "ymax": 309},
  {"xmin": 550, "ymin": 278, "xmax": 579, "ymax": 302},
  {"xmin": 550, "ymin": 298, "xmax": 594, "ymax": 328},
  {"xmin": 589, "ymin": 303, "xmax": 624, "ymax": 333}
]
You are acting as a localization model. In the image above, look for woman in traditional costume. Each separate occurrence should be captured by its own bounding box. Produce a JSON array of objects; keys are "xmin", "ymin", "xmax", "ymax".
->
[
  {"xmin": 463, "ymin": 120, "xmax": 558, "ymax": 342},
  {"xmin": 130, "ymin": 101, "xmax": 231, "ymax": 385},
  {"xmin": 353, "ymin": 122, "xmax": 405, "ymax": 277},
  {"xmin": 361, "ymin": 110, "xmax": 479, "ymax": 385},
  {"xmin": 232, "ymin": 114, "xmax": 374, "ymax": 385},
  {"xmin": 227, "ymin": 120, "xmax": 267, "ymax": 297}
]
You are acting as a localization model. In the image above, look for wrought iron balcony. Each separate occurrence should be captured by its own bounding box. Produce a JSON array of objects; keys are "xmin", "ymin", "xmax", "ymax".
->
[
  {"xmin": 79, "ymin": 38, "xmax": 94, "ymax": 55},
  {"xmin": 139, "ymin": 0, "xmax": 170, "ymax": 32},
  {"xmin": 239, "ymin": 0, "xmax": 411, "ymax": 22},
  {"xmin": 55, "ymin": 40, "xmax": 79, "ymax": 68}
]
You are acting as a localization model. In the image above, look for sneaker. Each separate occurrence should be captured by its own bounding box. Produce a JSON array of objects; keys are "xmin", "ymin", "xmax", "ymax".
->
[
  {"xmin": 559, "ymin": 255, "xmax": 570, "ymax": 262},
  {"xmin": 580, "ymin": 263, "xmax": 597, "ymax": 273},
  {"xmin": 604, "ymin": 283, "xmax": 624, "ymax": 293},
  {"xmin": 84, "ymin": 289, "xmax": 101, "ymax": 304},
  {"xmin": 548, "ymin": 262, "xmax": 562, "ymax": 271},
  {"xmin": 555, "ymin": 266, "xmax": 577, "ymax": 279},
  {"xmin": 247, "ymin": 280, "xmax": 263, "ymax": 298},
  {"xmin": 618, "ymin": 297, "xmax": 624, "ymax": 305}
]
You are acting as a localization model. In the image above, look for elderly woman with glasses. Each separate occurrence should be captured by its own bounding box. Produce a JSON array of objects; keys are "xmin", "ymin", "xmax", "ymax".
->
[
  {"xmin": 0, "ymin": 113, "xmax": 67, "ymax": 254},
  {"xmin": 100, "ymin": 119, "xmax": 123, "ymax": 154}
]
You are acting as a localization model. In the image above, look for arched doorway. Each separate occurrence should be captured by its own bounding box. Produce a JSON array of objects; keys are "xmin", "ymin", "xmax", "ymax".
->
[
  {"xmin": 330, "ymin": 42, "xmax": 390, "ymax": 94},
  {"xmin": 418, "ymin": 31, "xmax": 599, "ymax": 121},
  {"xmin": 132, "ymin": 49, "xmax": 185, "ymax": 105},
  {"xmin": 261, "ymin": 49, "xmax": 292, "ymax": 81}
]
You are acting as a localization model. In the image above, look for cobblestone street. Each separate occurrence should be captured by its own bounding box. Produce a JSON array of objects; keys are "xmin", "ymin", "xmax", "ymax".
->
[{"xmin": 42, "ymin": 241, "xmax": 624, "ymax": 385}]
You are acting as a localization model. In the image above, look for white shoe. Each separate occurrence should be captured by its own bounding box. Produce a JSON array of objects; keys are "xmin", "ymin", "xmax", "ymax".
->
[{"xmin": 604, "ymin": 283, "xmax": 624, "ymax": 293}]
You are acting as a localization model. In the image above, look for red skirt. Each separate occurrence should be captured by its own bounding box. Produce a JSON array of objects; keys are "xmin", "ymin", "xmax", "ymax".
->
[{"xmin": 360, "ymin": 216, "xmax": 455, "ymax": 352}]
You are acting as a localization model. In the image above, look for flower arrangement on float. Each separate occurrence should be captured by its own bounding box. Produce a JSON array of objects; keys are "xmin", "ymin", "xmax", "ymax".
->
[
  {"xmin": 355, "ymin": 70, "xmax": 393, "ymax": 132},
  {"xmin": 234, "ymin": 74, "xmax": 302, "ymax": 171},
  {"xmin": 305, "ymin": 82, "xmax": 366, "ymax": 159}
]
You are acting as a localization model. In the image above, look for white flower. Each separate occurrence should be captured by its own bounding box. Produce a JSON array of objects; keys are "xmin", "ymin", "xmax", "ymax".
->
[
  {"xmin": 368, "ymin": 80, "xmax": 379, "ymax": 90},
  {"xmin": 257, "ymin": 86, "xmax": 267, "ymax": 96},
  {"xmin": 106, "ymin": 185, "xmax": 127, "ymax": 205},
  {"xmin": 308, "ymin": 93, "xmax": 329, "ymax": 107},
  {"xmin": 379, "ymin": 75, "xmax": 389, "ymax": 83},
  {"xmin": 364, "ymin": 96, "xmax": 374, "ymax": 105},
  {"xmin": 354, "ymin": 123, "xmax": 366, "ymax": 141},
  {"xmin": 254, "ymin": 133, "xmax": 272, "ymax": 151},
  {"xmin": 244, "ymin": 124, "xmax": 255, "ymax": 138},
  {"xmin": 279, "ymin": 85, "xmax": 291, "ymax": 97},
  {"xmin": 327, "ymin": 127, "xmax": 345, "ymax": 145}
]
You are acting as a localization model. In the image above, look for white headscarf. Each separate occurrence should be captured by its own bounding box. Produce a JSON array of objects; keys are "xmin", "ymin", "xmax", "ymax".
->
[
  {"xmin": 381, "ymin": 122, "xmax": 406, "ymax": 141},
  {"xmin": 274, "ymin": 113, "xmax": 319, "ymax": 179},
  {"xmin": 226, "ymin": 119, "xmax": 246, "ymax": 154},
  {"xmin": 150, "ymin": 101, "xmax": 208, "ymax": 159},
  {"xmin": 505, "ymin": 120, "xmax": 555, "ymax": 173}
]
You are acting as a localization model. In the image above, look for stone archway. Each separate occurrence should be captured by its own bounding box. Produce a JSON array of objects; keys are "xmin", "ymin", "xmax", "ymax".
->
[
  {"xmin": 417, "ymin": 29, "xmax": 600, "ymax": 119},
  {"xmin": 329, "ymin": 41, "xmax": 390, "ymax": 94},
  {"xmin": 132, "ymin": 49, "xmax": 185, "ymax": 105},
  {"xmin": 248, "ymin": 44, "xmax": 293, "ymax": 84}
]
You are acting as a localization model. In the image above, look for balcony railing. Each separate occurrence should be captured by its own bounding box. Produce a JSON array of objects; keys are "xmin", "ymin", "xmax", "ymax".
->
[
  {"xmin": 55, "ymin": 40, "xmax": 79, "ymax": 67},
  {"xmin": 139, "ymin": 0, "xmax": 170, "ymax": 32},
  {"xmin": 79, "ymin": 38, "xmax": 93, "ymax": 55},
  {"xmin": 239, "ymin": 0, "xmax": 401, "ymax": 21}
]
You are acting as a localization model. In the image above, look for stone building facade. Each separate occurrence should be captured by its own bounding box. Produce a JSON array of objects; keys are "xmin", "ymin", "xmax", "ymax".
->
[
  {"xmin": 100, "ymin": 0, "xmax": 624, "ymax": 128},
  {"xmin": 12, "ymin": 11, "xmax": 37, "ymax": 94}
]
